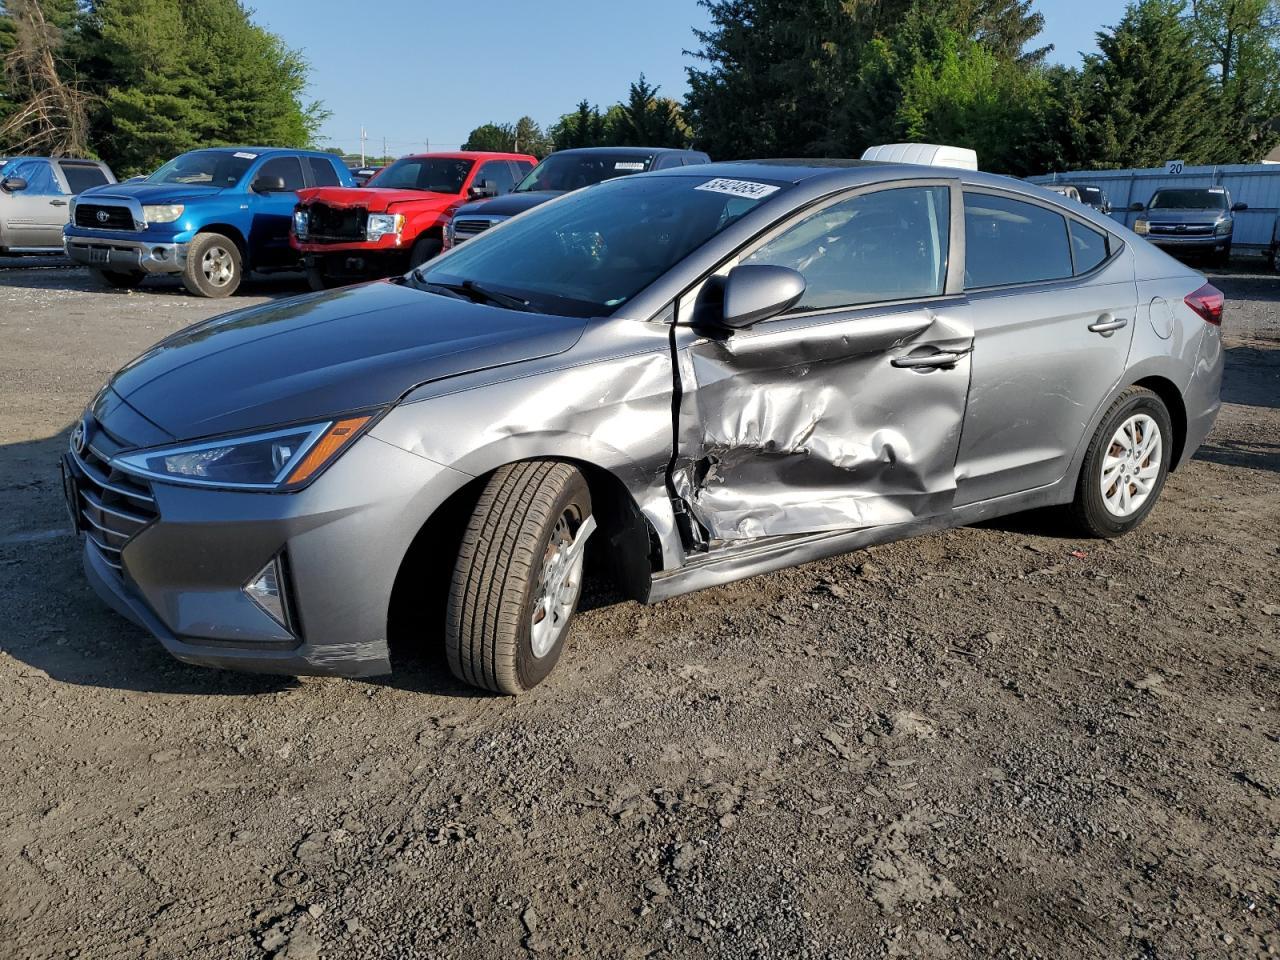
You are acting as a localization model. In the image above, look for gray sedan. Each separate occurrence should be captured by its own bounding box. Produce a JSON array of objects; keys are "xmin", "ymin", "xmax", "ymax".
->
[{"xmin": 65, "ymin": 160, "xmax": 1224, "ymax": 694}]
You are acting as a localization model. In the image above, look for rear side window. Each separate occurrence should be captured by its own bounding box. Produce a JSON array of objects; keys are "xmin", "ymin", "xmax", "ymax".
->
[
  {"xmin": 1069, "ymin": 220, "xmax": 1109, "ymax": 275},
  {"xmin": 745, "ymin": 185, "xmax": 951, "ymax": 311},
  {"xmin": 307, "ymin": 157, "xmax": 341, "ymax": 187},
  {"xmin": 60, "ymin": 163, "xmax": 109, "ymax": 194},
  {"xmin": 964, "ymin": 193, "xmax": 1072, "ymax": 289},
  {"xmin": 513, "ymin": 159, "xmax": 535, "ymax": 177},
  {"xmin": 256, "ymin": 156, "xmax": 306, "ymax": 192}
]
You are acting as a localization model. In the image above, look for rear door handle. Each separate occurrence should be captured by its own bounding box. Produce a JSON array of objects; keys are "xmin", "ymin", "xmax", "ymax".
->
[
  {"xmin": 891, "ymin": 348, "xmax": 970, "ymax": 370},
  {"xmin": 1088, "ymin": 317, "xmax": 1128, "ymax": 336}
]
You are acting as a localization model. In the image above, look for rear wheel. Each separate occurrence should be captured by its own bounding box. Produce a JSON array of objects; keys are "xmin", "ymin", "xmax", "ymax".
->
[
  {"xmin": 182, "ymin": 232, "xmax": 242, "ymax": 298},
  {"xmin": 446, "ymin": 461, "xmax": 595, "ymax": 695},
  {"xmin": 1068, "ymin": 387, "xmax": 1173, "ymax": 538},
  {"xmin": 89, "ymin": 268, "xmax": 145, "ymax": 289}
]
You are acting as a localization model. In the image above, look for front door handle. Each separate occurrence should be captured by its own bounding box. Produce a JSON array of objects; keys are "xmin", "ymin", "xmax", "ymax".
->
[
  {"xmin": 891, "ymin": 348, "xmax": 970, "ymax": 370},
  {"xmin": 49, "ymin": 200, "xmax": 68, "ymax": 207},
  {"xmin": 1088, "ymin": 316, "xmax": 1128, "ymax": 336}
]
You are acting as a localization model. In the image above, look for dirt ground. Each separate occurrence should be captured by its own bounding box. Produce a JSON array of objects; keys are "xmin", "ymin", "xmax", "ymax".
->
[{"xmin": 0, "ymin": 259, "xmax": 1277, "ymax": 960}]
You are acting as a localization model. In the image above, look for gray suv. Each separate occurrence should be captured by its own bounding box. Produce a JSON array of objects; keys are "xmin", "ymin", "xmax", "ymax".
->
[
  {"xmin": 0, "ymin": 157, "xmax": 116, "ymax": 253},
  {"xmin": 1132, "ymin": 187, "xmax": 1245, "ymax": 264},
  {"xmin": 65, "ymin": 160, "xmax": 1224, "ymax": 694}
]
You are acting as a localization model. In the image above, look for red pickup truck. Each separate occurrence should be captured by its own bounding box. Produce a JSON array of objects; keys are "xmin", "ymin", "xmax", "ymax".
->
[{"xmin": 292, "ymin": 151, "xmax": 536, "ymax": 289}]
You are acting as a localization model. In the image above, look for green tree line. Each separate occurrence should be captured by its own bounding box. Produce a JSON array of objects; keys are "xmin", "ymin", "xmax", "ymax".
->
[{"xmin": 0, "ymin": 0, "xmax": 325, "ymax": 176}]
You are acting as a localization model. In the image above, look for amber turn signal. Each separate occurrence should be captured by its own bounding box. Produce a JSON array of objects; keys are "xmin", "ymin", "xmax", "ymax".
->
[{"xmin": 285, "ymin": 416, "xmax": 372, "ymax": 486}]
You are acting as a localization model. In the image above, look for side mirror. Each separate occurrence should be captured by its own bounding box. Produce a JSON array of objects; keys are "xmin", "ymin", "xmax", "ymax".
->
[
  {"xmin": 1129, "ymin": 201, "xmax": 1145, "ymax": 212},
  {"xmin": 1231, "ymin": 201, "xmax": 1248, "ymax": 212},
  {"xmin": 469, "ymin": 179, "xmax": 497, "ymax": 199},
  {"xmin": 253, "ymin": 175, "xmax": 287, "ymax": 194},
  {"xmin": 721, "ymin": 264, "xmax": 806, "ymax": 329},
  {"xmin": 1, "ymin": 176, "xmax": 28, "ymax": 192}
]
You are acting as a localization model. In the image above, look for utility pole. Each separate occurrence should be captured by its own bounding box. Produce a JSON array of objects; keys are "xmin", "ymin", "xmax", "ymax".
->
[
  {"xmin": 382, "ymin": 136, "xmax": 387, "ymax": 162},
  {"xmin": 360, "ymin": 126, "xmax": 367, "ymax": 167}
]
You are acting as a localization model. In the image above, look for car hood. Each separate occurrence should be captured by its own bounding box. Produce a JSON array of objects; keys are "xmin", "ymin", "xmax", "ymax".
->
[
  {"xmin": 81, "ymin": 182, "xmax": 225, "ymax": 205},
  {"xmin": 298, "ymin": 186, "xmax": 456, "ymax": 213},
  {"xmin": 453, "ymin": 191, "xmax": 562, "ymax": 219},
  {"xmin": 106, "ymin": 280, "xmax": 588, "ymax": 442},
  {"xmin": 1145, "ymin": 208, "xmax": 1228, "ymax": 222}
]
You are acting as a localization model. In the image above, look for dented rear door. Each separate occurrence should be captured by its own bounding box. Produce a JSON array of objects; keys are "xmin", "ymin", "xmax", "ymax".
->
[{"xmin": 670, "ymin": 181, "xmax": 974, "ymax": 543}]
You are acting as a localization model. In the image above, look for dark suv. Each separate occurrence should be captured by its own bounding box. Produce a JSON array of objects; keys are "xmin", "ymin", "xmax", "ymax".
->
[
  {"xmin": 443, "ymin": 146, "xmax": 710, "ymax": 248},
  {"xmin": 1132, "ymin": 187, "xmax": 1246, "ymax": 265}
]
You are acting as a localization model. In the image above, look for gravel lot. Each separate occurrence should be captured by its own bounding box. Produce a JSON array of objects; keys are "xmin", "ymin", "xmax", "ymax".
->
[{"xmin": 0, "ymin": 259, "xmax": 1277, "ymax": 960}]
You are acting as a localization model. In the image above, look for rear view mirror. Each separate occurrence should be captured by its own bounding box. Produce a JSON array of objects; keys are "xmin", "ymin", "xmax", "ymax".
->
[
  {"xmin": 1129, "ymin": 201, "xmax": 1145, "ymax": 212},
  {"xmin": 1, "ymin": 176, "xmax": 27, "ymax": 192},
  {"xmin": 253, "ymin": 175, "xmax": 287, "ymax": 193},
  {"xmin": 1231, "ymin": 201, "xmax": 1248, "ymax": 212},
  {"xmin": 721, "ymin": 264, "xmax": 806, "ymax": 329}
]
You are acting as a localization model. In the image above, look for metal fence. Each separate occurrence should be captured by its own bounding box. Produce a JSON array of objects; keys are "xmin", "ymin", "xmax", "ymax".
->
[{"xmin": 1028, "ymin": 163, "xmax": 1280, "ymax": 254}]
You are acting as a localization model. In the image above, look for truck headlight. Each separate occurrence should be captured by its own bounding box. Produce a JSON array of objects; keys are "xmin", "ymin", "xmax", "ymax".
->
[
  {"xmin": 1135, "ymin": 219, "xmax": 1149, "ymax": 236},
  {"xmin": 112, "ymin": 415, "xmax": 378, "ymax": 490},
  {"xmin": 293, "ymin": 208, "xmax": 309, "ymax": 239},
  {"xmin": 1214, "ymin": 219, "xmax": 1232, "ymax": 236},
  {"xmin": 143, "ymin": 204, "xmax": 184, "ymax": 224},
  {"xmin": 366, "ymin": 213, "xmax": 405, "ymax": 241}
]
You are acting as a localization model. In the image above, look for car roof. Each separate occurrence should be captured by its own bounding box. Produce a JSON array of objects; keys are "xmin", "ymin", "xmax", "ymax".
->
[
  {"xmin": 651, "ymin": 158, "xmax": 1024, "ymax": 188},
  {"xmin": 189, "ymin": 146, "xmax": 335, "ymax": 157},
  {"xmin": 549, "ymin": 146, "xmax": 703, "ymax": 156},
  {"xmin": 398, "ymin": 151, "xmax": 537, "ymax": 161}
]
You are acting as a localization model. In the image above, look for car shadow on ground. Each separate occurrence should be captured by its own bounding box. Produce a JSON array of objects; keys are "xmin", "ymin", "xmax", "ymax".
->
[
  {"xmin": 1221, "ymin": 344, "xmax": 1279, "ymax": 409},
  {"xmin": 0, "ymin": 257, "xmax": 312, "ymax": 299}
]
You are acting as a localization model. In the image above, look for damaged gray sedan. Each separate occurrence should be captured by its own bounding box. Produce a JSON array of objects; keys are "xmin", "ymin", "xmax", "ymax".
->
[{"xmin": 66, "ymin": 159, "xmax": 1224, "ymax": 693}]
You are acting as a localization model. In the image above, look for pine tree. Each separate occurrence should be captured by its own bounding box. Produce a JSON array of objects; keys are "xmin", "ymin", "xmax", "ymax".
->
[{"xmin": 616, "ymin": 74, "xmax": 690, "ymax": 147}]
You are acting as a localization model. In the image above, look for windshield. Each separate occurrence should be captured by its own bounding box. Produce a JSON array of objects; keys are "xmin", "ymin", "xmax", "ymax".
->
[
  {"xmin": 147, "ymin": 150, "xmax": 254, "ymax": 187},
  {"xmin": 367, "ymin": 157, "xmax": 474, "ymax": 193},
  {"xmin": 416, "ymin": 174, "xmax": 787, "ymax": 317},
  {"xmin": 1150, "ymin": 189, "xmax": 1228, "ymax": 211},
  {"xmin": 515, "ymin": 152, "xmax": 654, "ymax": 193}
]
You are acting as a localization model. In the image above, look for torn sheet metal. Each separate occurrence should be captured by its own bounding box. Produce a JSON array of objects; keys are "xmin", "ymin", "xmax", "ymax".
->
[{"xmin": 672, "ymin": 305, "xmax": 974, "ymax": 541}]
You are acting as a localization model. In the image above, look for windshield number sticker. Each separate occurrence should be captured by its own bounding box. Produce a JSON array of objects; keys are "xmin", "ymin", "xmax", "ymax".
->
[
  {"xmin": 614, "ymin": 162, "xmax": 646, "ymax": 171},
  {"xmin": 696, "ymin": 178, "xmax": 781, "ymax": 200},
  {"xmin": 234, "ymin": 152, "xmax": 259, "ymax": 160}
]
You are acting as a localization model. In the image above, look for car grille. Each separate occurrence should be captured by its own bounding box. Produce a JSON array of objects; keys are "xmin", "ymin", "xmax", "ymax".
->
[
  {"xmin": 66, "ymin": 434, "xmax": 157, "ymax": 572},
  {"xmin": 452, "ymin": 217, "xmax": 504, "ymax": 242},
  {"xmin": 75, "ymin": 203, "xmax": 137, "ymax": 231},
  {"xmin": 1148, "ymin": 223, "xmax": 1215, "ymax": 237},
  {"xmin": 305, "ymin": 203, "xmax": 367, "ymax": 243}
]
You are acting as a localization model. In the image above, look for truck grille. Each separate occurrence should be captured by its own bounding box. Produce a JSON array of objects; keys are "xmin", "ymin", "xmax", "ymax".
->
[
  {"xmin": 66, "ymin": 432, "xmax": 157, "ymax": 572},
  {"xmin": 75, "ymin": 203, "xmax": 137, "ymax": 231},
  {"xmin": 452, "ymin": 218, "xmax": 502, "ymax": 242},
  {"xmin": 305, "ymin": 203, "xmax": 367, "ymax": 243},
  {"xmin": 1148, "ymin": 223, "xmax": 1214, "ymax": 237}
]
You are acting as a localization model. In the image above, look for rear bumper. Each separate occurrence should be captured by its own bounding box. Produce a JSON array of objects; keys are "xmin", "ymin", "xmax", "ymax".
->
[
  {"xmin": 1180, "ymin": 326, "xmax": 1225, "ymax": 468},
  {"xmin": 65, "ymin": 235, "xmax": 186, "ymax": 275}
]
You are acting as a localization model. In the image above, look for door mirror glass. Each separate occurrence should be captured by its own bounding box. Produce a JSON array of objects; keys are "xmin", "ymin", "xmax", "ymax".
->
[
  {"xmin": 1129, "ymin": 201, "xmax": 1145, "ymax": 212},
  {"xmin": 253, "ymin": 175, "xmax": 287, "ymax": 193},
  {"xmin": 1, "ymin": 176, "xmax": 27, "ymax": 192},
  {"xmin": 1231, "ymin": 201, "xmax": 1248, "ymax": 212},
  {"xmin": 720, "ymin": 264, "xmax": 806, "ymax": 329}
]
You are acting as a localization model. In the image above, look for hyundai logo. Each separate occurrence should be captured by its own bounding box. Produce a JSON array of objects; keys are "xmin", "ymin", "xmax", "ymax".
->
[{"xmin": 96, "ymin": 209, "xmax": 109, "ymax": 224}]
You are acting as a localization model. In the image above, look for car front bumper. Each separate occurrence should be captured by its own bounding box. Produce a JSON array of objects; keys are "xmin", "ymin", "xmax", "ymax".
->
[
  {"xmin": 301, "ymin": 249, "xmax": 410, "ymax": 282},
  {"xmin": 65, "ymin": 235, "xmax": 187, "ymax": 275},
  {"xmin": 69, "ymin": 431, "xmax": 472, "ymax": 678},
  {"xmin": 1147, "ymin": 235, "xmax": 1230, "ymax": 252}
]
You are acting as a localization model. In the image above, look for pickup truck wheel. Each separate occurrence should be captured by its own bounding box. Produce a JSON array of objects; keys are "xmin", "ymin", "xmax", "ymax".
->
[
  {"xmin": 89, "ymin": 268, "xmax": 146, "ymax": 289},
  {"xmin": 446, "ymin": 461, "xmax": 595, "ymax": 695},
  {"xmin": 305, "ymin": 264, "xmax": 340, "ymax": 292},
  {"xmin": 409, "ymin": 235, "xmax": 442, "ymax": 269},
  {"xmin": 182, "ymin": 232, "xmax": 242, "ymax": 298}
]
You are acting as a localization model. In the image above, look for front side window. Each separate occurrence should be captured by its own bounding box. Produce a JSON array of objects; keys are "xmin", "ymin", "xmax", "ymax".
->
[
  {"xmin": 417, "ymin": 174, "xmax": 787, "ymax": 317},
  {"xmin": 8, "ymin": 159, "xmax": 63, "ymax": 195},
  {"xmin": 964, "ymin": 193, "xmax": 1072, "ymax": 289},
  {"xmin": 744, "ymin": 185, "xmax": 950, "ymax": 312},
  {"xmin": 60, "ymin": 163, "xmax": 108, "ymax": 194},
  {"xmin": 148, "ymin": 150, "xmax": 254, "ymax": 187},
  {"xmin": 475, "ymin": 161, "xmax": 515, "ymax": 195},
  {"xmin": 256, "ymin": 157, "xmax": 305, "ymax": 191},
  {"xmin": 367, "ymin": 157, "xmax": 474, "ymax": 194},
  {"xmin": 515, "ymin": 152, "xmax": 653, "ymax": 193},
  {"xmin": 1069, "ymin": 220, "xmax": 1109, "ymax": 275}
]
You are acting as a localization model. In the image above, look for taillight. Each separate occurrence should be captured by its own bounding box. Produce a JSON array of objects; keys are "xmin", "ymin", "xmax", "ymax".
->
[{"xmin": 1184, "ymin": 283, "xmax": 1224, "ymax": 326}]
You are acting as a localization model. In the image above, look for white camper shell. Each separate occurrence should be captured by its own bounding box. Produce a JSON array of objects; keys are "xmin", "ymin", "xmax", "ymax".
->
[{"xmin": 860, "ymin": 143, "xmax": 979, "ymax": 171}]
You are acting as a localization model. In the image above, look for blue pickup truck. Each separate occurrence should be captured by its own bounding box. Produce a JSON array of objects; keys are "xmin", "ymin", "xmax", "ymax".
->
[{"xmin": 64, "ymin": 146, "xmax": 353, "ymax": 297}]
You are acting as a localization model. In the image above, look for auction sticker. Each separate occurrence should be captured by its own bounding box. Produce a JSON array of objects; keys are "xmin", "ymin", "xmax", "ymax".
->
[
  {"xmin": 234, "ymin": 152, "xmax": 259, "ymax": 160},
  {"xmin": 614, "ymin": 161, "xmax": 646, "ymax": 171},
  {"xmin": 695, "ymin": 178, "xmax": 781, "ymax": 200}
]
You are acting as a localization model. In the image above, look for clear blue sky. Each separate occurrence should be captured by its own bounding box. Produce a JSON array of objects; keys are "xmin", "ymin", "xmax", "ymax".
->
[{"xmin": 254, "ymin": 0, "xmax": 1123, "ymax": 158}]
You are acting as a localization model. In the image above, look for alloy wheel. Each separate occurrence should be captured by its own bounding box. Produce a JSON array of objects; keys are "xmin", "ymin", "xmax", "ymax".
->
[{"xmin": 1100, "ymin": 413, "xmax": 1162, "ymax": 517}]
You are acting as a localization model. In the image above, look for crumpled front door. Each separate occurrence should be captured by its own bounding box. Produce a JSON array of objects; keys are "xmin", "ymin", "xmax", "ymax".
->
[{"xmin": 671, "ymin": 302, "xmax": 974, "ymax": 543}]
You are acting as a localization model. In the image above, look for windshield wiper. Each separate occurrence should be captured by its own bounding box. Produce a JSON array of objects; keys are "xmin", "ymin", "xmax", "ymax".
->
[
  {"xmin": 460, "ymin": 280, "xmax": 533, "ymax": 312},
  {"xmin": 407, "ymin": 272, "xmax": 536, "ymax": 312}
]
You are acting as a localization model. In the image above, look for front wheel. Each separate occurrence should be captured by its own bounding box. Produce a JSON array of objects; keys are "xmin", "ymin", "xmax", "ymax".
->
[
  {"xmin": 304, "ymin": 263, "xmax": 341, "ymax": 292},
  {"xmin": 182, "ymin": 232, "xmax": 242, "ymax": 298},
  {"xmin": 1068, "ymin": 387, "xmax": 1173, "ymax": 538},
  {"xmin": 408, "ymin": 234, "xmax": 442, "ymax": 269},
  {"xmin": 446, "ymin": 462, "xmax": 595, "ymax": 695}
]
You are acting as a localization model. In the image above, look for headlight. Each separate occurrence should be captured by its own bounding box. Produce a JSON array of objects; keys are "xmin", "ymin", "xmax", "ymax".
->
[
  {"xmin": 112, "ymin": 415, "xmax": 376, "ymax": 490},
  {"xmin": 143, "ymin": 204, "xmax": 184, "ymax": 224},
  {"xmin": 443, "ymin": 219, "xmax": 454, "ymax": 249},
  {"xmin": 366, "ymin": 213, "xmax": 404, "ymax": 241},
  {"xmin": 1134, "ymin": 219, "xmax": 1149, "ymax": 236},
  {"xmin": 1214, "ymin": 219, "xmax": 1232, "ymax": 236},
  {"xmin": 293, "ymin": 208, "xmax": 309, "ymax": 239},
  {"xmin": 68, "ymin": 197, "xmax": 78, "ymax": 220}
]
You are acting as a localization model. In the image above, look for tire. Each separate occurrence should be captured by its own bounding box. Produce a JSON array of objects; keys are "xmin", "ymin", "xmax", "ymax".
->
[
  {"xmin": 89, "ymin": 268, "xmax": 145, "ymax": 289},
  {"xmin": 408, "ymin": 234, "xmax": 442, "ymax": 269},
  {"xmin": 181, "ymin": 232, "xmax": 242, "ymax": 298},
  {"xmin": 1213, "ymin": 242, "xmax": 1232, "ymax": 267},
  {"xmin": 305, "ymin": 263, "xmax": 340, "ymax": 292},
  {"xmin": 1068, "ymin": 386, "xmax": 1173, "ymax": 539},
  {"xmin": 446, "ymin": 461, "xmax": 594, "ymax": 695}
]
